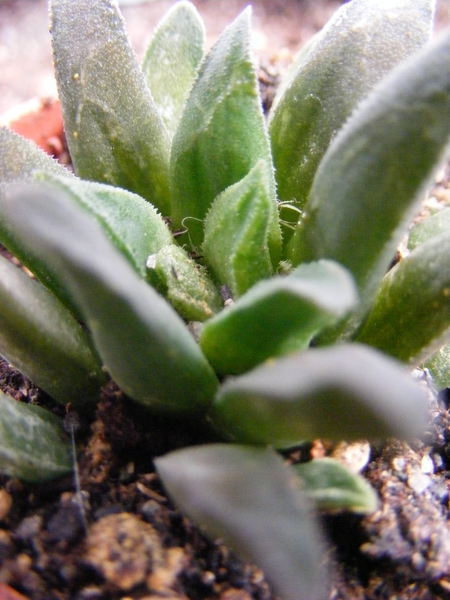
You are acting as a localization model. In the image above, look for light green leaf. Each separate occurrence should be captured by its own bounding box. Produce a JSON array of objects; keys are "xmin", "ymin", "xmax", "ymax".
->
[
  {"xmin": 147, "ymin": 244, "xmax": 222, "ymax": 322},
  {"xmin": 170, "ymin": 7, "xmax": 275, "ymax": 249},
  {"xmin": 0, "ymin": 391, "xmax": 72, "ymax": 482},
  {"xmin": 202, "ymin": 160, "xmax": 281, "ymax": 299},
  {"xmin": 141, "ymin": 1, "xmax": 204, "ymax": 139},
  {"xmin": 211, "ymin": 344, "xmax": 428, "ymax": 447},
  {"xmin": 2, "ymin": 185, "xmax": 218, "ymax": 415},
  {"xmin": 294, "ymin": 458, "xmax": 378, "ymax": 514},
  {"xmin": 200, "ymin": 260, "xmax": 358, "ymax": 375},
  {"xmin": 269, "ymin": 0, "xmax": 434, "ymax": 215},
  {"xmin": 50, "ymin": 0, "xmax": 171, "ymax": 214},
  {"xmin": 156, "ymin": 445, "xmax": 327, "ymax": 600},
  {"xmin": 408, "ymin": 206, "xmax": 450, "ymax": 250},
  {"xmin": 289, "ymin": 28, "xmax": 450, "ymax": 332},
  {"xmin": 0, "ymin": 255, "xmax": 105, "ymax": 408},
  {"xmin": 424, "ymin": 344, "xmax": 450, "ymax": 390},
  {"xmin": 356, "ymin": 231, "xmax": 450, "ymax": 364}
]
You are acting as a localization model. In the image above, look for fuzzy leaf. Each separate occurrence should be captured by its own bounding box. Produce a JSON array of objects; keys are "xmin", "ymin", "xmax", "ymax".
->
[
  {"xmin": 1, "ymin": 185, "xmax": 218, "ymax": 414},
  {"xmin": 424, "ymin": 344, "xmax": 450, "ymax": 390},
  {"xmin": 356, "ymin": 231, "xmax": 450, "ymax": 364},
  {"xmin": 0, "ymin": 391, "xmax": 72, "ymax": 482},
  {"xmin": 170, "ymin": 7, "xmax": 275, "ymax": 249},
  {"xmin": 50, "ymin": 0, "xmax": 171, "ymax": 214},
  {"xmin": 0, "ymin": 256, "xmax": 105, "ymax": 407},
  {"xmin": 156, "ymin": 445, "xmax": 327, "ymax": 600},
  {"xmin": 202, "ymin": 161, "xmax": 281, "ymax": 299},
  {"xmin": 289, "ymin": 29, "xmax": 450, "ymax": 331},
  {"xmin": 199, "ymin": 260, "xmax": 358, "ymax": 375},
  {"xmin": 294, "ymin": 458, "xmax": 378, "ymax": 513},
  {"xmin": 269, "ymin": 0, "xmax": 434, "ymax": 215},
  {"xmin": 147, "ymin": 244, "xmax": 222, "ymax": 322},
  {"xmin": 211, "ymin": 344, "xmax": 428, "ymax": 448},
  {"xmin": 408, "ymin": 206, "xmax": 450, "ymax": 250},
  {"xmin": 141, "ymin": 1, "xmax": 204, "ymax": 139}
]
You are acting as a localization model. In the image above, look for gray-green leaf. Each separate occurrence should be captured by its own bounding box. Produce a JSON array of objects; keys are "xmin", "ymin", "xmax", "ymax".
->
[
  {"xmin": 199, "ymin": 259, "xmax": 358, "ymax": 375},
  {"xmin": 408, "ymin": 206, "xmax": 450, "ymax": 250},
  {"xmin": 141, "ymin": 1, "xmax": 204, "ymax": 139},
  {"xmin": 211, "ymin": 344, "xmax": 428, "ymax": 447},
  {"xmin": 2, "ymin": 185, "xmax": 218, "ymax": 414},
  {"xmin": 50, "ymin": 0, "xmax": 171, "ymax": 214},
  {"xmin": 156, "ymin": 445, "xmax": 327, "ymax": 600},
  {"xmin": 170, "ymin": 7, "xmax": 275, "ymax": 249},
  {"xmin": 0, "ymin": 391, "xmax": 72, "ymax": 482}
]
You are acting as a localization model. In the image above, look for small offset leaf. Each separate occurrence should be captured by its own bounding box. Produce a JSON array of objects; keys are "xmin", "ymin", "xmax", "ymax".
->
[
  {"xmin": 0, "ymin": 254, "xmax": 106, "ymax": 408},
  {"xmin": 50, "ymin": 0, "xmax": 171, "ymax": 214},
  {"xmin": 424, "ymin": 344, "xmax": 450, "ymax": 390},
  {"xmin": 147, "ymin": 244, "xmax": 222, "ymax": 322},
  {"xmin": 156, "ymin": 445, "xmax": 327, "ymax": 600},
  {"xmin": 2, "ymin": 185, "xmax": 218, "ymax": 414},
  {"xmin": 290, "ymin": 29, "xmax": 450, "ymax": 329},
  {"xmin": 211, "ymin": 344, "xmax": 428, "ymax": 447},
  {"xmin": 142, "ymin": 1, "xmax": 205, "ymax": 138},
  {"xmin": 408, "ymin": 206, "xmax": 450, "ymax": 250},
  {"xmin": 269, "ymin": 0, "xmax": 434, "ymax": 213},
  {"xmin": 356, "ymin": 231, "xmax": 450, "ymax": 364},
  {"xmin": 170, "ymin": 7, "xmax": 275, "ymax": 249},
  {"xmin": 200, "ymin": 260, "xmax": 358, "ymax": 375},
  {"xmin": 294, "ymin": 458, "xmax": 378, "ymax": 513},
  {"xmin": 0, "ymin": 391, "xmax": 71, "ymax": 482},
  {"xmin": 202, "ymin": 161, "xmax": 281, "ymax": 299}
]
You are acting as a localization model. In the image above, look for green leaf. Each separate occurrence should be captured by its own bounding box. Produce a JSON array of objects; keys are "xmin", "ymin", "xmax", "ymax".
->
[
  {"xmin": 170, "ymin": 7, "xmax": 275, "ymax": 249},
  {"xmin": 294, "ymin": 458, "xmax": 378, "ymax": 514},
  {"xmin": 408, "ymin": 206, "xmax": 450, "ymax": 250},
  {"xmin": 0, "ymin": 391, "xmax": 72, "ymax": 482},
  {"xmin": 356, "ymin": 231, "xmax": 450, "ymax": 364},
  {"xmin": 269, "ymin": 0, "xmax": 434, "ymax": 214},
  {"xmin": 202, "ymin": 160, "xmax": 281, "ymax": 299},
  {"xmin": 141, "ymin": 1, "xmax": 204, "ymax": 139},
  {"xmin": 2, "ymin": 185, "xmax": 218, "ymax": 415},
  {"xmin": 147, "ymin": 244, "xmax": 222, "ymax": 322},
  {"xmin": 50, "ymin": 0, "xmax": 171, "ymax": 214},
  {"xmin": 156, "ymin": 445, "xmax": 327, "ymax": 600},
  {"xmin": 424, "ymin": 344, "xmax": 450, "ymax": 390},
  {"xmin": 289, "ymin": 28, "xmax": 450, "ymax": 332},
  {"xmin": 0, "ymin": 255, "xmax": 105, "ymax": 408},
  {"xmin": 200, "ymin": 260, "xmax": 358, "ymax": 375},
  {"xmin": 211, "ymin": 344, "xmax": 428, "ymax": 447}
]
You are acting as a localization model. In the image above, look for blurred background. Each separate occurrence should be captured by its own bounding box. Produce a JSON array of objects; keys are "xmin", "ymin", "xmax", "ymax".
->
[{"xmin": 0, "ymin": 0, "xmax": 449, "ymax": 115}]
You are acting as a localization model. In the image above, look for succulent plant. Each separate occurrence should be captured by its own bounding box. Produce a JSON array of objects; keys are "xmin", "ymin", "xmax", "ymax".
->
[{"xmin": 0, "ymin": 0, "xmax": 449, "ymax": 598}]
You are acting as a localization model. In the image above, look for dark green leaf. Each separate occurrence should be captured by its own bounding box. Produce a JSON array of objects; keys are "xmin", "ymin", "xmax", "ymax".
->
[
  {"xmin": 50, "ymin": 0, "xmax": 171, "ymax": 214},
  {"xmin": 2, "ymin": 185, "xmax": 218, "ymax": 414},
  {"xmin": 211, "ymin": 344, "xmax": 428, "ymax": 447},
  {"xmin": 156, "ymin": 445, "xmax": 327, "ymax": 600},
  {"xmin": 170, "ymin": 7, "xmax": 275, "ymax": 249},
  {"xmin": 200, "ymin": 260, "xmax": 357, "ymax": 375},
  {"xmin": 294, "ymin": 457, "xmax": 378, "ymax": 513},
  {"xmin": 141, "ymin": 1, "xmax": 204, "ymax": 139},
  {"xmin": 0, "ymin": 391, "xmax": 72, "ymax": 482}
]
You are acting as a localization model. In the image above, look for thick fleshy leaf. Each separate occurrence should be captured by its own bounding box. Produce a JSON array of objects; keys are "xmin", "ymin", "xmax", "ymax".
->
[
  {"xmin": 0, "ymin": 255, "xmax": 105, "ymax": 408},
  {"xmin": 289, "ymin": 29, "xmax": 450, "ymax": 332},
  {"xmin": 170, "ymin": 7, "xmax": 275, "ymax": 249},
  {"xmin": 50, "ymin": 0, "xmax": 171, "ymax": 214},
  {"xmin": 199, "ymin": 260, "xmax": 358, "ymax": 375},
  {"xmin": 156, "ymin": 445, "xmax": 327, "ymax": 600},
  {"xmin": 0, "ymin": 391, "xmax": 72, "ymax": 482},
  {"xmin": 294, "ymin": 457, "xmax": 378, "ymax": 513},
  {"xmin": 1, "ymin": 173, "xmax": 174, "ymax": 319},
  {"xmin": 424, "ymin": 344, "xmax": 450, "ymax": 390},
  {"xmin": 408, "ymin": 206, "xmax": 450, "ymax": 250},
  {"xmin": 269, "ymin": 0, "xmax": 434, "ymax": 216},
  {"xmin": 147, "ymin": 244, "xmax": 222, "ymax": 322},
  {"xmin": 2, "ymin": 185, "xmax": 218, "ymax": 414},
  {"xmin": 141, "ymin": 1, "xmax": 204, "ymax": 139},
  {"xmin": 211, "ymin": 344, "xmax": 428, "ymax": 447},
  {"xmin": 202, "ymin": 161, "xmax": 281, "ymax": 299},
  {"xmin": 356, "ymin": 231, "xmax": 450, "ymax": 364}
]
